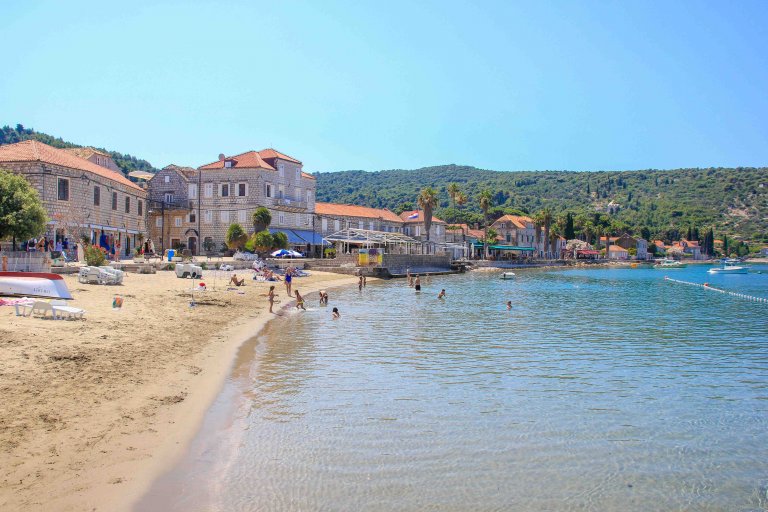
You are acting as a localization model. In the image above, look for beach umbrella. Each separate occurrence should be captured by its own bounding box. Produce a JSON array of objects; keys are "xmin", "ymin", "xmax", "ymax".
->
[
  {"xmin": 288, "ymin": 250, "xmax": 303, "ymax": 258},
  {"xmin": 271, "ymin": 249, "xmax": 290, "ymax": 257}
]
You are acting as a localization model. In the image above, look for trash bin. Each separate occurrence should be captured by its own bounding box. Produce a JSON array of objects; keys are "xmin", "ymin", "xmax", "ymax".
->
[{"xmin": 167, "ymin": 249, "xmax": 175, "ymax": 262}]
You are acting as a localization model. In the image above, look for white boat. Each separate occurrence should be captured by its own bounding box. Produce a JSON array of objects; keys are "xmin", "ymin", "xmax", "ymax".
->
[
  {"xmin": 0, "ymin": 271, "xmax": 73, "ymax": 299},
  {"xmin": 708, "ymin": 263, "xmax": 748, "ymax": 274},
  {"xmin": 654, "ymin": 259, "xmax": 687, "ymax": 269},
  {"xmin": 500, "ymin": 271, "xmax": 516, "ymax": 279}
]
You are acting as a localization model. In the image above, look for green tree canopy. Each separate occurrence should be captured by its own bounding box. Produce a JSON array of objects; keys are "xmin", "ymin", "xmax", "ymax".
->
[
  {"xmin": 271, "ymin": 231, "xmax": 289, "ymax": 249},
  {"xmin": 251, "ymin": 207, "xmax": 272, "ymax": 233},
  {"xmin": 225, "ymin": 223, "xmax": 248, "ymax": 250},
  {"xmin": 0, "ymin": 168, "xmax": 48, "ymax": 246}
]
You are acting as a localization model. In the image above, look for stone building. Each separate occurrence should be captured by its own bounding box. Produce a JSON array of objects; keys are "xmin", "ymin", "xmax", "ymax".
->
[
  {"xmin": 0, "ymin": 140, "xmax": 147, "ymax": 256},
  {"xmin": 63, "ymin": 147, "xmax": 122, "ymax": 174},
  {"xmin": 315, "ymin": 202, "xmax": 404, "ymax": 235},
  {"xmin": 399, "ymin": 210, "xmax": 447, "ymax": 246},
  {"xmin": 146, "ymin": 148, "xmax": 322, "ymax": 255},
  {"xmin": 489, "ymin": 214, "xmax": 537, "ymax": 259}
]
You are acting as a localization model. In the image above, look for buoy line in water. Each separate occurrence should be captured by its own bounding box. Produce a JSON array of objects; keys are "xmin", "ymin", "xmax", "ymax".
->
[{"xmin": 664, "ymin": 276, "xmax": 768, "ymax": 304}]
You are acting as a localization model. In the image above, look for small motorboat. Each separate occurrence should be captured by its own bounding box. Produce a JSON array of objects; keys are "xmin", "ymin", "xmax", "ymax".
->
[
  {"xmin": 708, "ymin": 263, "xmax": 748, "ymax": 274},
  {"xmin": 500, "ymin": 271, "xmax": 516, "ymax": 279},
  {"xmin": 654, "ymin": 258, "xmax": 687, "ymax": 269},
  {"xmin": 0, "ymin": 272, "xmax": 73, "ymax": 299}
]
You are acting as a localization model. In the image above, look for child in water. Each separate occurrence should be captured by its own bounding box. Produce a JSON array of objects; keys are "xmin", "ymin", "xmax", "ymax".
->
[
  {"xmin": 332, "ymin": 307, "xmax": 340, "ymax": 319},
  {"xmin": 294, "ymin": 289, "xmax": 306, "ymax": 310}
]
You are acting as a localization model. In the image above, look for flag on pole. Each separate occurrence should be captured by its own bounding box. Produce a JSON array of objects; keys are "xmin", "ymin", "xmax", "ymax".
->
[{"xmin": 406, "ymin": 212, "xmax": 419, "ymax": 220}]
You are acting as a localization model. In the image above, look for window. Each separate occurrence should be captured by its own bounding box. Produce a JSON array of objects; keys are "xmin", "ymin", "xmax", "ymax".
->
[
  {"xmin": 138, "ymin": 200, "xmax": 143, "ymax": 216},
  {"xmin": 164, "ymin": 175, "xmax": 170, "ymax": 183},
  {"xmin": 175, "ymin": 217, "xmax": 182, "ymax": 227},
  {"xmin": 278, "ymin": 212, "xmax": 285, "ymax": 225},
  {"xmin": 220, "ymin": 183, "xmax": 230, "ymax": 197},
  {"xmin": 189, "ymin": 211, "xmax": 196, "ymax": 223},
  {"xmin": 238, "ymin": 210, "xmax": 246, "ymax": 223},
  {"xmin": 125, "ymin": 196, "xmax": 131, "ymax": 213},
  {"xmin": 188, "ymin": 184, "xmax": 197, "ymax": 199},
  {"xmin": 265, "ymin": 183, "xmax": 272, "ymax": 198},
  {"xmin": 112, "ymin": 192, "xmax": 118, "ymax": 210},
  {"xmin": 322, "ymin": 218, "xmax": 327, "ymax": 231},
  {"xmin": 278, "ymin": 184, "xmax": 284, "ymax": 198},
  {"xmin": 306, "ymin": 190, "xmax": 312, "ymax": 203},
  {"xmin": 155, "ymin": 217, "xmax": 162, "ymax": 227},
  {"xmin": 163, "ymin": 193, "xmax": 173, "ymax": 204},
  {"xmin": 204, "ymin": 183, "xmax": 213, "ymax": 198},
  {"xmin": 295, "ymin": 187, "xmax": 301, "ymax": 201},
  {"xmin": 278, "ymin": 163, "xmax": 284, "ymax": 177},
  {"xmin": 304, "ymin": 214, "xmax": 311, "ymax": 226},
  {"xmin": 334, "ymin": 220, "xmax": 340, "ymax": 230},
  {"xmin": 237, "ymin": 183, "xmax": 247, "ymax": 196},
  {"xmin": 57, "ymin": 178, "xmax": 69, "ymax": 201},
  {"xmin": 224, "ymin": 160, "xmax": 233, "ymax": 168},
  {"xmin": 93, "ymin": 186, "xmax": 100, "ymax": 206},
  {"xmin": 295, "ymin": 168, "xmax": 300, "ymax": 180},
  {"xmin": 220, "ymin": 211, "xmax": 229, "ymax": 222},
  {"xmin": 204, "ymin": 210, "xmax": 212, "ymax": 224},
  {"xmin": 358, "ymin": 221, "xmax": 364, "ymax": 229}
]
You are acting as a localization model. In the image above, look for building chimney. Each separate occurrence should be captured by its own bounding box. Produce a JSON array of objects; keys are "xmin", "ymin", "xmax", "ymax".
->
[{"xmin": 218, "ymin": 153, "xmax": 225, "ymax": 161}]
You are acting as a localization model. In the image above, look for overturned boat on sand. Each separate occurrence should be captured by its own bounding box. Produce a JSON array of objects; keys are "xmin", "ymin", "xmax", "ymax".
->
[{"xmin": 0, "ymin": 272, "xmax": 73, "ymax": 299}]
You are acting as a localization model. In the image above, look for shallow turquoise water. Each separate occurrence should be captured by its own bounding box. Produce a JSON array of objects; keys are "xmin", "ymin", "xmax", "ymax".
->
[{"xmin": 140, "ymin": 265, "xmax": 768, "ymax": 512}]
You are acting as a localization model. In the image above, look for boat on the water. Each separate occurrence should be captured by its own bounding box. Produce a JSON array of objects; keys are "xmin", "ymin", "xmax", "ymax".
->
[
  {"xmin": 654, "ymin": 258, "xmax": 687, "ymax": 269},
  {"xmin": 708, "ymin": 261, "xmax": 749, "ymax": 274},
  {"xmin": 0, "ymin": 272, "xmax": 73, "ymax": 299},
  {"xmin": 500, "ymin": 272, "xmax": 516, "ymax": 279}
]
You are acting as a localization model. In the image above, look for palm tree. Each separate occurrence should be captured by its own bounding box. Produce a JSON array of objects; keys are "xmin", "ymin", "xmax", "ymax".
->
[
  {"xmin": 251, "ymin": 207, "xmax": 272, "ymax": 233},
  {"xmin": 417, "ymin": 187, "xmax": 438, "ymax": 243},
  {"xmin": 455, "ymin": 192, "xmax": 467, "ymax": 209},
  {"xmin": 478, "ymin": 189, "xmax": 493, "ymax": 259},
  {"xmin": 447, "ymin": 183, "xmax": 460, "ymax": 212}
]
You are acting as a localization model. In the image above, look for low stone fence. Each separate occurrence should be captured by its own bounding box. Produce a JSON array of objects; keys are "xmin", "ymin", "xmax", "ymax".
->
[{"xmin": 1, "ymin": 251, "xmax": 51, "ymax": 272}]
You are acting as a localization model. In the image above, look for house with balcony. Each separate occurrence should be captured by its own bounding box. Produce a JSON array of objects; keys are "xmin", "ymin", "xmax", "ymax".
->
[
  {"xmin": 489, "ymin": 215, "xmax": 537, "ymax": 259},
  {"xmin": 146, "ymin": 148, "xmax": 321, "ymax": 255},
  {"xmin": 0, "ymin": 140, "xmax": 147, "ymax": 256}
]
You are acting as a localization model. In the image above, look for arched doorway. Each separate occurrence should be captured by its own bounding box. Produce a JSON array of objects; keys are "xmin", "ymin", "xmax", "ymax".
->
[{"xmin": 188, "ymin": 237, "xmax": 198, "ymax": 256}]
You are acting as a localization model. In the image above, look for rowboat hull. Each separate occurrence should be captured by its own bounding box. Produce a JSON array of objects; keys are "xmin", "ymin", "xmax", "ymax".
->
[
  {"xmin": 500, "ymin": 272, "xmax": 516, "ymax": 279},
  {"xmin": 0, "ymin": 272, "xmax": 73, "ymax": 299}
]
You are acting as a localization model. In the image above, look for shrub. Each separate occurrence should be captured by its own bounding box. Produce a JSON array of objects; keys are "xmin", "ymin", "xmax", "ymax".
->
[
  {"xmin": 272, "ymin": 231, "xmax": 289, "ymax": 249},
  {"xmin": 226, "ymin": 223, "xmax": 248, "ymax": 250},
  {"xmin": 200, "ymin": 262, "xmax": 208, "ymax": 270},
  {"xmin": 84, "ymin": 245, "xmax": 106, "ymax": 266}
]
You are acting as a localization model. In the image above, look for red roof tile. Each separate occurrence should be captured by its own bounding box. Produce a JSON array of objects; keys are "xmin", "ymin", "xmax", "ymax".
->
[
  {"xmin": 315, "ymin": 202, "xmax": 402, "ymax": 223},
  {"xmin": 399, "ymin": 210, "xmax": 446, "ymax": 224},
  {"xmin": 0, "ymin": 140, "xmax": 142, "ymax": 191},
  {"xmin": 258, "ymin": 148, "xmax": 302, "ymax": 165},
  {"xmin": 492, "ymin": 215, "xmax": 533, "ymax": 229},
  {"xmin": 198, "ymin": 150, "xmax": 276, "ymax": 170}
]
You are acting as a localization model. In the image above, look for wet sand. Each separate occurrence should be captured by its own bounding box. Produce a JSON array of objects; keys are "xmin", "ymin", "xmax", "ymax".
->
[{"xmin": 0, "ymin": 269, "xmax": 359, "ymax": 512}]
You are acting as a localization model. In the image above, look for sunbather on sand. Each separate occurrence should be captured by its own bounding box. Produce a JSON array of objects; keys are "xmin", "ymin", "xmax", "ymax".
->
[{"xmin": 230, "ymin": 274, "xmax": 245, "ymax": 286}]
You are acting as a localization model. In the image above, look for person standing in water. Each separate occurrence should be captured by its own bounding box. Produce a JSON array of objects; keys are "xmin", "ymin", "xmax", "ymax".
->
[
  {"xmin": 268, "ymin": 285, "xmax": 276, "ymax": 313},
  {"xmin": 319, "ymin": 290, "xmax": 328, "ymax": 305},
  {"xmin": 332, "ymin": 307, "xmax": 340, "ymax": 319},
  {"xmin": 358, "ymin": 274, "xmax": 363, "ymax": 291},
  {"xmin": 284, "ymin": 270, "xmax": 293, "ymax": 297},
  {"xmin": 414, "ymin": 275, "xmax": 421, "ymax": 291},
  {"xmin": 294, "ymin": 289, "xmax": 306, "ymax": 310}
]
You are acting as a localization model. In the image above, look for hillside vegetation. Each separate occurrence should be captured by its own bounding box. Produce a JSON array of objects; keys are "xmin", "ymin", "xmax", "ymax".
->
[
  {"xmin": 0, "ymin": 124, "xmax": 159, "ymax": 178},
  {"xmin": 315, "ymin": 165, "xmax": 768, "ymax": 242}
]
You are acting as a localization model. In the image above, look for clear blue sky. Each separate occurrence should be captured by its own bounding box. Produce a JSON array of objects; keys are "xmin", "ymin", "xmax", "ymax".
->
[{"xmin": 3, "ymin": 0, "xmax": 767, "ymax": 173}]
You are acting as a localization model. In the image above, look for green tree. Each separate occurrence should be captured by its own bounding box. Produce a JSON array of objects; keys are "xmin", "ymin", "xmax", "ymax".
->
[
  {"xmin": 225, "ymin": 223, "xmax": 247, "ymax": 250},
  {"xmin": 478, "ymin": 189, "xmax": 493, "ymax": 259},
  {"xmin": 0, "ymin": 168, "xmax": 48, "ymax": 249},
  {"xmin": 447, "ymin": 183, "xmax": 460, "ymax": 211},
  {"xmin": 417, "ymin": 187, "xmax": 438, "ymax": 242},
  {"xmin": 564, "ymin": 212, "xmax": 575, "ymax": 240},
  {"xmin": 536, "ymin": 208, "xmax": 554, "ymax": 258},
  {"xmin": 272, "ymin": 231, "xmax": 289, "ymax": 249},
  {"xmin": 251, "ymin": 207, "xmax": 272, "ymax": 233}
]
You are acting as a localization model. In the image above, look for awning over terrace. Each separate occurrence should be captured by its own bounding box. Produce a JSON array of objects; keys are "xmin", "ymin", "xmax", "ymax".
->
[
  {"xmin": 325, "ymin": 228, "xmax": 419, "ymax": 246},
  {"xmin": 269, "ymin": 228, "xmax": 329, "ymax": 246}
]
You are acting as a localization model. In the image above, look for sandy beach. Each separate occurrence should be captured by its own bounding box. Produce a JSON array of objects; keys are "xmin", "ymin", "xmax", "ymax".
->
[{"xmin": 0, "ymin": 268, "xmax": 360, "ymax": 512}]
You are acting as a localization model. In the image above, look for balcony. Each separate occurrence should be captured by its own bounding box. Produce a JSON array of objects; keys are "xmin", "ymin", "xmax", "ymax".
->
[{"xmin": 274, "ymin": 196, "xmax": 308, "ymax": 212}]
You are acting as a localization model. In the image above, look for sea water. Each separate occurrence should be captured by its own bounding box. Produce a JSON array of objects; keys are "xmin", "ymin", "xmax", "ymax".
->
[{"xmin": 139, "ymin": 265, "xmax": 768, "ymax": 511}]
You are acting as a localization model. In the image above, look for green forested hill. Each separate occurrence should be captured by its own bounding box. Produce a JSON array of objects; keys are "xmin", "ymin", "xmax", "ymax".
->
[
  {"xmin": 0, "ymin": 124, "xmax": 159, "ymax": 178},
  {"xmin": 315, "ymin": 164, "xmax": 768, "ymax": 242}
]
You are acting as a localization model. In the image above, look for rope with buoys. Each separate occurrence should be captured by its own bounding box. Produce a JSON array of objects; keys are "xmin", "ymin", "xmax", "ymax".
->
[{"xmin": 664, "ymin": 276, "xmax": 768, "ymax": 304}]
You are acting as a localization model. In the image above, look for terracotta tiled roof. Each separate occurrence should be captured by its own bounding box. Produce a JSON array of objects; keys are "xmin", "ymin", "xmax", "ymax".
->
[
  {"xmin": 492, "ymin": 214, "xmax": 532, "ymax": 229},
  {"xmin": 0, "ymin": 140, "xmax": 142, "ymax": 191},
  {"xmin": 62, "ymin": 146, "xmax": 111, "ymax": 160},
  {"xmin": 609, "ymin": 245, "xmax": 626, "ymax": 251},
  {"xmin": 301, "ymin": 171, "xmax": 315, "ymax": 180},
  {"xmin": 399, "ymin": 210, "xmax": 446, "ymax": 224},
  {"xmin": 683, "ymin": 239, "xmax": 700, "ymax": 247},
  {"xmin": 198, "ymin": 150, "xmax": 276, "ymax": 170},
  {"xmin": 315, "ymin": 202, "xmax": 402, "ymax": 223},
  {"xmin": 158, "ymin": 164, "xmax": 197, "ymax": 181},
  {"xmin": 258, "ymin": 148, "xmax": 302, "ymax": 165}
]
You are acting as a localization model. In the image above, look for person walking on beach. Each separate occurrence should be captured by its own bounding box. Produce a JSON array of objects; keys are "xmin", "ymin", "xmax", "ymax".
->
[
  {"xmin": 294, "ymin": 289, "xmax": 306, "ymax": 310},
  {"xmin": 414, "ymin": 275, "xmax": 421, "ymax": 292},
  {"xmin": 332, "ymin": 307, "xmax": 340, "ymax": 319},
  {"xmin": 438, "ymin": 289, "xmax": 446, "ymax": 299},
  {"xmin": 284, "ymin": 270, "xmax": 293, "ymax": 297},
  {"xmin": 268, "ymin": 285, "xmax": 276, "ymax": 313}
]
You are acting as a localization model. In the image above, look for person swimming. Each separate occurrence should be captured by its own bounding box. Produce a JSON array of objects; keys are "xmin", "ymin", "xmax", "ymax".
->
[
  {"xmin": 332, "ymin": 307, "xmax": 340, "ymax": 319},
  {"xmin": 438, "ymin": 289, "xmax": 446, "ymax": 299},
  {"xmin": 506, "ymin": 300, "xmax": 512, "ymax": 310}
]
